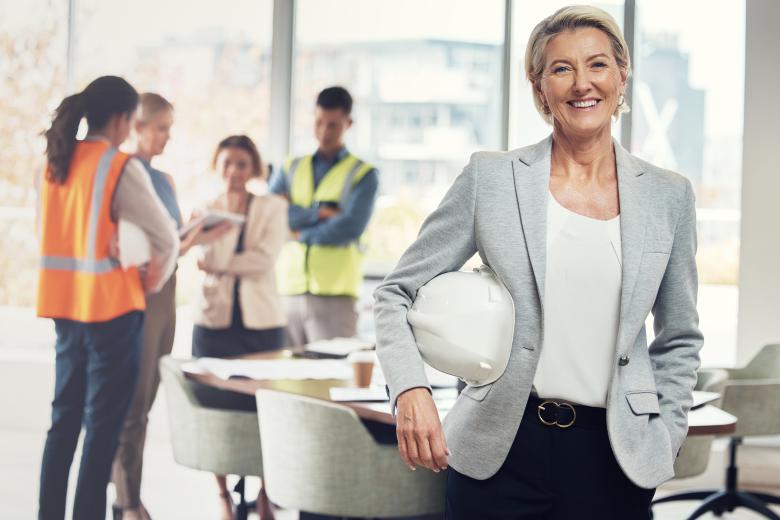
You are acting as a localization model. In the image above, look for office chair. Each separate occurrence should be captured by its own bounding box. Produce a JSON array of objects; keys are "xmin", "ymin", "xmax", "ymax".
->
[
  {"xmin": 652, "ymin": 345, "xmax": 780, "ymax": 519},
  {"xmin": 255, "ymin": 388, "xmax": 446, "ymax": 519},
  {"xmin": 159, "ymin": 356, "xmax": 263, "ymax": 520}
]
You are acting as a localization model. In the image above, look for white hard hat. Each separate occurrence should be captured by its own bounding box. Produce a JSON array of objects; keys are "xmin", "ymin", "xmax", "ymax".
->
[
  {"xmin": 407, "ymin": 265, "xmax": 514, "ymax": 387},
  {"xmin": 117, "ymin": 219, "xmax": 151, "ymax": 269}
]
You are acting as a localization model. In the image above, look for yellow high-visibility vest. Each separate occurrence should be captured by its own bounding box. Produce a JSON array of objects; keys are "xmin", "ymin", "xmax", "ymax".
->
[{"xmin": 276, "ymin": 153, "xmax": 374, "ymax": 298}]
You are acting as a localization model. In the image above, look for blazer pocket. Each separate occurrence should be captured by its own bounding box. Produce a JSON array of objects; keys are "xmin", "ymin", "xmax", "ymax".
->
[
  {"xmin": 461, "ymin": 382, "xmax": 494, "ymax": 402},
  {"xmin": 625, "ymin": 391, "xmax": 661, "ymax": 415},
  {"xmin": 644, "ymin": 239, "xmax": 672, "ymax": 255}
]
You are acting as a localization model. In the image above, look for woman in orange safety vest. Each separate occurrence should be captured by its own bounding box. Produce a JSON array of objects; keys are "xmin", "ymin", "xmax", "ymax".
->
[{"xmin": 37, "ymin": 75, "xmax": 178, "ymax": 520}]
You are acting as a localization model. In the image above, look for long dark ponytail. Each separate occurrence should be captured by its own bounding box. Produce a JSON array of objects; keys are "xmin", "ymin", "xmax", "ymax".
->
[{"xmin": 44, "ymin": 76, "xmax": 139, "ymax": 183}]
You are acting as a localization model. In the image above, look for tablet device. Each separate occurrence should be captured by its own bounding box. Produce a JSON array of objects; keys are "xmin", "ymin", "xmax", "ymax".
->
[{"xmin": 179, "ymin": 210, "xmax": 245, "ymax": 238}]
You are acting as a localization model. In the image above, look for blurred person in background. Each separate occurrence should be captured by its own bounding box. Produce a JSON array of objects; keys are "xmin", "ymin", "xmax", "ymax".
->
[
  {"xmin": 269, "ymin": 86, "xmax": 378, "ymax": 346},
  {"xmin": 36, "ymin": 76, "xmax": 178, "ymax": 520},
  {"xmin": 110, "ymin": 93, "xmax": 224, "ymax": 520},
  {"xmin": 191, "ymin": 135, "xmax": 287, "ymax": 520}
]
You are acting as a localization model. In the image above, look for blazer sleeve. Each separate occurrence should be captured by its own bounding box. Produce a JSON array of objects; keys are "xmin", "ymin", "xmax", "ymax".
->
[
  {"xmin": 648, "ymin": 179, "xmax": 704, "ymax": 457},
  {"xmin": 374, "ymin": 154, "xmax": 479, "ymax": 414}
]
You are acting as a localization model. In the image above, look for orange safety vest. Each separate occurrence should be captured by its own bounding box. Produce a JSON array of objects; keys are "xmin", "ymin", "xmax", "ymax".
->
[{"xmin": 37, "ymin": 140, "xmax": 146, "ymax": 322}]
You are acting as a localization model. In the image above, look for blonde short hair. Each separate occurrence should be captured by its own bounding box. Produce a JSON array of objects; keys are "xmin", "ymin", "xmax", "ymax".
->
[
  {"xmin": 525, "ymin": 5, "xmax": 631, "ymax": 124},
  {"xmin": 137, "ymin": 92, "xmax": 173, "ymax": 122}
]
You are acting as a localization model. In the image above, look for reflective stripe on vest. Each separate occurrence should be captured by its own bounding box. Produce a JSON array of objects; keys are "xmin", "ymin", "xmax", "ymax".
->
[
  {"xmin": 40, "ymin": 256, "xmax": 119, "ymax": 273},
  {"xmin": 276, "ymin": 153, "xmax": 374, "ymax": 297},
  {"xmin": 37, "ymin": 141, "xmax": 145, "ymax": 322},
  {"xmin": 40, "ymin": 146, "xmax": 117, "ymax": 271}
]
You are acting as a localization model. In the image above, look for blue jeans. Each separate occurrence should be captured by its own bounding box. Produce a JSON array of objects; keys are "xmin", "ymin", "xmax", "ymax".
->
[{"xmin": 39, "ymin": 311, "xmax": 143, "ymax": 520}]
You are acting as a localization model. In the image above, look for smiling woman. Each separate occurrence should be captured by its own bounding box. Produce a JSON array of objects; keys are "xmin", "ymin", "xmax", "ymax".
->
[
  {"xmin": 526, "ymin": 10, "xmax": 630, "ymax": 127},
  {"xmin": 374, "ymin": 5, "xmax": 703, "ymax": 519}
]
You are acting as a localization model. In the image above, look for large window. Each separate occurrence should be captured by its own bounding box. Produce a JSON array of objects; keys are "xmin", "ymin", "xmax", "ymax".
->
[
  {"xmin": 0, "ymin": 0, "xmax": 274, "ymax": 308},
  {"xmin": 292, "ymin": 0, "xmax": 506, "ymax": 273},
  {"xmin": 634, "ymin": 0, "xmax": 744, "ymax": 285},
  {"xmin": 0, "ymin": 1, "xmax": 747, "ymax": 364},
  {"xmin": 74, "ymin": 0, "xmax": 273, "ymax": 216},
  {"xmin": 634, "ymin": 0, "xmax": 745, "ymax": 364},
  {"xmin": 0, "ymin": 0, "xmax": 67, "ymax": 306}
]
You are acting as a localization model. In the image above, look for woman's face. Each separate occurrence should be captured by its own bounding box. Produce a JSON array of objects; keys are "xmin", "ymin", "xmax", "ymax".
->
[
  {"xmin": 217, "ymin": 147, "xmax": 254, "ymax": 192},
  {"xmin": 135, "ymin": 109, "xmax": 173, "ymax": 157},
  {"xmin": 538, "ymin": 27, "xmax": 627, "ymax": 139}
]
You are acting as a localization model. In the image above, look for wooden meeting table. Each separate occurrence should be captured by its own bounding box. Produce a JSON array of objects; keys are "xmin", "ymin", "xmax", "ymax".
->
[{"xmin": 183, "ymin": 349, "xmax": 737, "ymax": 436}]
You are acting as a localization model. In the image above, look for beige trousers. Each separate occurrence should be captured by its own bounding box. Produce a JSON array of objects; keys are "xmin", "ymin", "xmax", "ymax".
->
[
  {"xmin": 111, "ymin": 274, "xmax": 176, "ymax": 508},
  {"xmin": 282, "ymin": 294, "xmax": 358, "ymax": 347}
]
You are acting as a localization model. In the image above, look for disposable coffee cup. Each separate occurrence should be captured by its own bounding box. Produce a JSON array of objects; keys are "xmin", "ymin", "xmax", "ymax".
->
[{"xmin": 348, "ymin": 350, "xmax": 375, "ymax": 388}]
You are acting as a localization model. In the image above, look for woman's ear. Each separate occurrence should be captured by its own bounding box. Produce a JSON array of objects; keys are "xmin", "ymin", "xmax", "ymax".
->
[{"xmin": 534, "ymin": 80, "xmax": 547, "ymax": 104}]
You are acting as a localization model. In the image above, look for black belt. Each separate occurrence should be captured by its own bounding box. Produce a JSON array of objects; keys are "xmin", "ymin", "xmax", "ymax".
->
[{"xmin": 526, "ymin": 395, "xmax": 607, "ymax": 430}]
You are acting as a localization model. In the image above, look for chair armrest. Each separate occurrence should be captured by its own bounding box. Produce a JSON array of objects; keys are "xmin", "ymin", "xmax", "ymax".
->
[
  {"xmin": 695, "ymin": 368, "xmax": 729, "ymax": 392},
  {"xmin": 720, "ymin": 379, "xmax": 780, "ymax": 437}
]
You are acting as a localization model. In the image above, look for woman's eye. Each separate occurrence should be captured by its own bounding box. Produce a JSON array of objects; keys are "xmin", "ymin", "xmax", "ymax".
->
[
  {"xmin": 592, "ymin": 62, "xmax": 607, "ymax": 69},
  {"xmin": 553, "ymin": 66, "xmax": 570, "ymax": 74}
]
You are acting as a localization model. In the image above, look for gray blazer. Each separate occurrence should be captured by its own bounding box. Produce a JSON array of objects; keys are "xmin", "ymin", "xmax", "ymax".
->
[{"xmin": 374, "ymin": 136, "xmax": 703, "ymax": 489}]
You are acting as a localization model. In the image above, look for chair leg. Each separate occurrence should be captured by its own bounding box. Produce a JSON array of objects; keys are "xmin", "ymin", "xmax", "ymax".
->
[
  {"xmin": 658, "ymin": 437, "xmax": 780, "ymax": 520},
  {"xmin": 686, "ymin": 491, "xmax": 733, "ymax": 520},
  {"xmin": 652, "ymin": 490, "xmax": 717, "ymax": 505},
  {"xmin": 737, "ymin": 492, "xmax": 780, "ymax": 520},
  {"xmin": 233, "ymin": 477, "xmax": 257, "ymax": 520},
  {"xmin": 748, "ymin": 491, "xmax": 780, "ymax": 506}
]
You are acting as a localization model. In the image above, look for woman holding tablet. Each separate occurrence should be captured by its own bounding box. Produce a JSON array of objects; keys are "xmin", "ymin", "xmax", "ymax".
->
[{"xmin": 191, "ymin": 135, "xmax": 288, "ymax": 520}]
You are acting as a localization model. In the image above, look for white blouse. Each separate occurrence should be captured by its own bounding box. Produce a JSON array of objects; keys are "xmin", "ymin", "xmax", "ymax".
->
[{"xmin": 531, "ymin": 192, "xmax": 622, "ymax": 408}]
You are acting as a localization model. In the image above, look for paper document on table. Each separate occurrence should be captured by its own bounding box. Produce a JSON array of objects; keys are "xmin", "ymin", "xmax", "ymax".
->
[
  {"xmin": 329, "ymin": 387, "xmax": 389, "ymax": 402},
  {"xmin": 691, "ymin": 390, "xmax": 720, "ymax": 409},
  {"xmin": 304, "ymin": 337, "xmax": 374, "ymax": 357},
  {"xmin": 195, "ymin": 357, "xmax": 353, "ymax": 381}
]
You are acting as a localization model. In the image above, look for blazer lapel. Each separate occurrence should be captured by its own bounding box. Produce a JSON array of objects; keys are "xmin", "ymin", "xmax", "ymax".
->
[
  {"xmin": 513, "ymin": 136, "xmax": 552, "ymax": 311},
  {"xmin": 614, "ymin": 139, "xmax": 647, "ymax": 355}
]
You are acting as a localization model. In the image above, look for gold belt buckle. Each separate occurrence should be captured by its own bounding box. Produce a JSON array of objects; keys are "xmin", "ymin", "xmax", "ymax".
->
[{"xmin": 537, "ymin": 400, "xmax": 576, "ymax": 429}]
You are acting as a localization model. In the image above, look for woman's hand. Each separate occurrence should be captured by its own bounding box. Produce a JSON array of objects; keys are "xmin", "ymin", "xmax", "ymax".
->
[
  {"xmin": 179, "ymin": 221, "xmax": 232, "ymax": 255},
  {"xmin": 196, "ymin": 258, "xmax": 216, "ymax": 274},
  {"xmin": 395, "ymin": 387, "xmax": 450, "ymax": 473},
  {"xmin": 179, "ymin": 222, "xmax": 204, "ymax": 256}
]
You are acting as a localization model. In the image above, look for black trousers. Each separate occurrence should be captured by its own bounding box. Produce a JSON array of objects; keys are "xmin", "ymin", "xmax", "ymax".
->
[{"xmin": 445, "ymin": 398, "xmax": 656, "ymax": 519}]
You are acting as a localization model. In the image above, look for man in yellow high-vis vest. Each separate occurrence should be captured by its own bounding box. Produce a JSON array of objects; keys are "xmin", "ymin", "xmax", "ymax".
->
[{"xmin": 270, "ymin": 86, "xmax": 378, "ymax": 346}]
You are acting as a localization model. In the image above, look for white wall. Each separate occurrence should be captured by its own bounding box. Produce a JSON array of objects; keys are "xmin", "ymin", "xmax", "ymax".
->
[{"xmin": 736, "ymin": 0, "xmax": 780, "ymax": 364}]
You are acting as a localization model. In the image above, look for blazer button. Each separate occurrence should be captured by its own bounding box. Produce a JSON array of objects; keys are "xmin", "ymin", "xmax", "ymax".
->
[{"xmin": 619, "ymin": 355, "xmax": 630, "ymax": 366}]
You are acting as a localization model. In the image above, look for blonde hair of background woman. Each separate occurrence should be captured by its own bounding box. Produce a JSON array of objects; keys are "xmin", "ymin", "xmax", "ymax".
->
[
  {"xmin": 137, "ymin": 92, "xmax": 173, "ymax": 123},
  {"xmin": 525, "ymin": 5, "xmax": 632, "ymax": 124}
]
